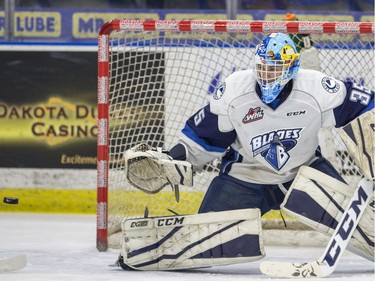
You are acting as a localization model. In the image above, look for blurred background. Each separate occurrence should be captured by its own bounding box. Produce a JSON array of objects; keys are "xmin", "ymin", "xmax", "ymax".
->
[
  {"xmin": 1, "ymin": 0, "xmax": 374, "ymax": 42},
  {"xmin": 2, "ymin": 0, "xmax": 375, "ymax": 11},
  {"xmin": 0, "ymin": 0, "xmax": 373, "ymax": 214}
]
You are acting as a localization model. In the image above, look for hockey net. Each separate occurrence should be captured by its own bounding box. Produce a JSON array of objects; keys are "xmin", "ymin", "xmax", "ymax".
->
[{"xmin": 97, "ymin": 20, "xmax": 374, "ymax": 251}]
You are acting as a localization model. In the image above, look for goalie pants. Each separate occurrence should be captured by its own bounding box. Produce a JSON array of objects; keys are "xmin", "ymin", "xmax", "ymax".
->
[{"xmin": 198, "ymin": 156, "xmax": 345, "ymax": 215}]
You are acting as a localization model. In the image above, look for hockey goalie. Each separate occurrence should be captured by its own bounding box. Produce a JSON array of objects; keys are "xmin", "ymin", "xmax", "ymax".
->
[{"xmin": 118, "ymin": 32, "xmax": 374, "ymax": 271}]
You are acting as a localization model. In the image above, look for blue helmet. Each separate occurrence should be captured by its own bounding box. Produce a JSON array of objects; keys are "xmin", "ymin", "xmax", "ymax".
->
[{"xmin": 254, "ymin": 33, "xmax": 300, "ymax": 104}]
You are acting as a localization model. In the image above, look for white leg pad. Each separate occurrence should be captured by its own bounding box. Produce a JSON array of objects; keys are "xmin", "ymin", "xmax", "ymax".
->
[
  {"xmin": 120, "ymin": 208, "xmax": 264, "ymax": 270},
  {"xmin": 282, "ymin": 166, "xmax": 374, "ymax": 261}
]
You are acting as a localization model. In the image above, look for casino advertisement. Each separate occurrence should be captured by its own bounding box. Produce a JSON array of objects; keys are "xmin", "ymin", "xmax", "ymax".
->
[{"xmin": 0, "ymin": 51, "xmax": 97, "ymax": 168}]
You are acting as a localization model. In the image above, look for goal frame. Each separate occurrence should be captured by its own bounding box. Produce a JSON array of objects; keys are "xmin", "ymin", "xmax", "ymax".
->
[{"xmin": 96, "ymin": 19, "xmax": 374, "ymax": 251}]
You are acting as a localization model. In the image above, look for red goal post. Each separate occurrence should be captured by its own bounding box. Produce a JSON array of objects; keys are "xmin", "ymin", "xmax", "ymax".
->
[
  {"xmin": 97, "ymin": 19, "xmax": 374, "ymax": 251},
  {"xmin": 97, "ymin": 19, "xmax": 374, "ymax": 34}
]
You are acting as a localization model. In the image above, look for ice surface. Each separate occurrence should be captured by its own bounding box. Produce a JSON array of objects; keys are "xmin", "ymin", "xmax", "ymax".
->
[{"xmin": 0, "ymin": 213, "xmax": 373, "ymax": 281}]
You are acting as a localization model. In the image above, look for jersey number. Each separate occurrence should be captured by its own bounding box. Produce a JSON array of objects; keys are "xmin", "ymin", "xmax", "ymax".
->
[
  {"xmin": 349, "ymin": 85, "xmax": 372, "ymax": 105},
  {"xmin": 194, "ymin": 109, "xmax": 205, "ymax": 126}
]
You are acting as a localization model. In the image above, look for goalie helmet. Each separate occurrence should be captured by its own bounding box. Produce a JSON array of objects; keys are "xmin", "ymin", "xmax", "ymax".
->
[{"xmin": 254, "ymin": 33, "xmax": 300, "ymax": 104}]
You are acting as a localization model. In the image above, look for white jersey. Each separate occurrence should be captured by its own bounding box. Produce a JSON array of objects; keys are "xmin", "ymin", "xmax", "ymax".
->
[{"xmin": 178, "ymin": 69, "xmax": 373, "ymax": 184}]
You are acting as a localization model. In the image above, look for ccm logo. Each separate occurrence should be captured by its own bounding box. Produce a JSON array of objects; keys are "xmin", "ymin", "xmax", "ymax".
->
[
  {"xmin": 157, "ymin": 217, "xmax": 185, "ymax": 226},
  {"xmin": 130, "ymin": 220, "xmax": 148, "ymax": 227},
  {"xmin": 287, "ymin": 110, "xmax": 306, "ymax": 116},
  {"xmin": 324, "ymin": 184, "xmax": 369, "ymax": 266}
]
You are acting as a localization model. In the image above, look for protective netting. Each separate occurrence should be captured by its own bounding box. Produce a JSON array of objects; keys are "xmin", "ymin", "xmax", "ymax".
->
[{"xmin": 101, "ymin": 25, "xmax": 374, "ymax": 246}]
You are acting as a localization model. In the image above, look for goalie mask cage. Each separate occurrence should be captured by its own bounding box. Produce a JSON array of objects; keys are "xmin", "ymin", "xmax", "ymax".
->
[{"xmin": 97, "ymin": 19, "xmax": 374, "ymax": 251}]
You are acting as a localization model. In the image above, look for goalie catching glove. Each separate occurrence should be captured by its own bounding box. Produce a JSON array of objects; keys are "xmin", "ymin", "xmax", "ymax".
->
[{"xmin": 124, "ymin": 143, "xmax": 193, "ymax": 194}]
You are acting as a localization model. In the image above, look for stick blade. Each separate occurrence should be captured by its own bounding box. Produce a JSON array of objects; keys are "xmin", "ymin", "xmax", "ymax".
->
[
  {"xmin": 260, "ymin": 261, "xmax": 325, "ymax": 278},
  {"xmin": 0, "ymin": 255, "xmax": 27, "ymax": 272}
]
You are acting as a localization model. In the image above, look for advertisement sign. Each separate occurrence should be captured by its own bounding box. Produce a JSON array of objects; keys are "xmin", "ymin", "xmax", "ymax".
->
[{"xmin": 0, "ymin": 50, "xmax": 97, "ymax": 168}]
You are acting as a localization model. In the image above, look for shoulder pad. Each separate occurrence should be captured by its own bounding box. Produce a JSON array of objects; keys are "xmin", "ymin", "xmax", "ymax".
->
[
  {"xmin": 210, "ymin": 70, "xmax": 256, "ymax": 115},
  {"xmin": 293, "ymin": 69, "xmax": 346, "ymax": 111}
]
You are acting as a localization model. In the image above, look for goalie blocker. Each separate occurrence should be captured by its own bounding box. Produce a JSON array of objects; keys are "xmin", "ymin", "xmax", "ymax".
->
[{"xmin": 119, "ymin": 208, "xmax": 264, "ymax": 270}]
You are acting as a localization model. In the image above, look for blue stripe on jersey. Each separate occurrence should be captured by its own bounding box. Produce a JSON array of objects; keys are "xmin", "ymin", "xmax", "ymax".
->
[
  {"xmin": 333, "ymin": 81, "xmax": 374, "ymax": 127},
  {"xmin": 182, "ymin": 124, "xmax": 227, "ymax": 153},
  {"xmin": 358, "ymin": 99, "xmax": 374, "ymax": 115},
  {"xmin": 183, "ymin": 104, "xmax": 236, "ymax": 152}
]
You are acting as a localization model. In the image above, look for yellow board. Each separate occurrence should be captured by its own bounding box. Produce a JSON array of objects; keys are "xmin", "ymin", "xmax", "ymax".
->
[
  {"xmin": 0, "ymin": 188, "xmax": 295, "ymax": 223},
  {"xmin": 0, "ymin": 189, "xmax": 96, "ymax": 213}
]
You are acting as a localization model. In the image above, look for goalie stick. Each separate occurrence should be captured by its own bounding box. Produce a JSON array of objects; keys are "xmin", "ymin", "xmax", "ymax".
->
[
  {"xmin": 0, "ymin": 254, "xmax": 27, "ymax": 272},
  {"xmin": 260, "ymin": 177, "xmax": 374, "ymax": 278}
]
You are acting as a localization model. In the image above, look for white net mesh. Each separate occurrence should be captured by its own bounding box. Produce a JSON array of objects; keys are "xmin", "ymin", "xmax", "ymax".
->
[{"xmin": 99, "ymin": 24, "xmax": 374, "ymax": 247}]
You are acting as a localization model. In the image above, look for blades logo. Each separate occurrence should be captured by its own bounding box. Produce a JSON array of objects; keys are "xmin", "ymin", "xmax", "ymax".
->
[
  {"xmin": 261, "ymin": 135, "xmax": 291, "ymax": 170},
  {"xmin": 243, "ymin": 107, "xmax": 264, "ymax": 123},
  {"xmin": 251, "ymin": 128, "xmax": 302, "ymax": 171}
]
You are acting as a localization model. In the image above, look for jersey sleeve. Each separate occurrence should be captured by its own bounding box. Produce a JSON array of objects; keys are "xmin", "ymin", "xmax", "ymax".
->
[
  {"xmin": 176, "ymin": 72, "xmax": 249, "ymax": 170},
  {"xmin": 333, "ymin": 81, "xmax": 374, "ymax": 128},
  {"xmin": 297, "ymin": 70, "xmax": 374, "ymax": 128},
  {"xmin": 179, "ymin": 104, "xmax": 236, "ymax": 170}
]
